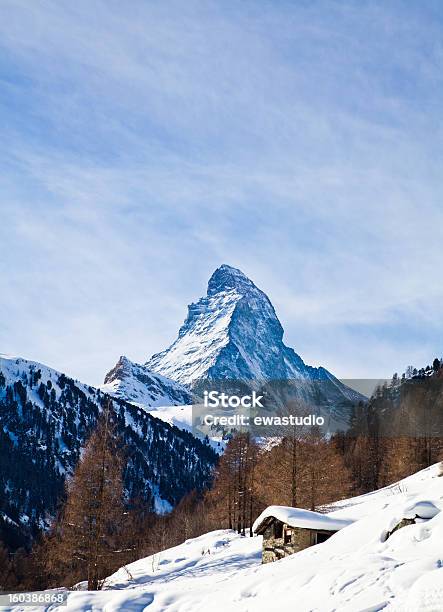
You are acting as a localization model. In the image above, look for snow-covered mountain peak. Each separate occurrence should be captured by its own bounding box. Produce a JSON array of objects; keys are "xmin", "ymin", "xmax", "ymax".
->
[
  {"xmin": 104, "ymin": 266, "xmax": 364, "ymax": 412},
  {"xmin": 207, "ymin": 264, "xmax": 255, "ymax": 297},
  {"xmin": 145, "ymin": 266, "xmax": 362, "ymax": 405}
]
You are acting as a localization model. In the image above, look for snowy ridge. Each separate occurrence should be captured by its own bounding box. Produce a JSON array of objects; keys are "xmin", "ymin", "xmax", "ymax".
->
[
  {"xmin": 102, "ymin": 355, "xmax": 191, "ymax": 407},
  {"xmin": 101, "ymin": 360, "xmax": 225, "ymax": 451},
  {"xmin": 327, "ymin": 462, "xmax": 443, "ymax": 520},
  {"xmin": 0, "ymin": 352, "xmax": 95, "ymax": 400},
  {"xmin": 43, "ymin": 462, "xmax": 443, "ymax": 611}
]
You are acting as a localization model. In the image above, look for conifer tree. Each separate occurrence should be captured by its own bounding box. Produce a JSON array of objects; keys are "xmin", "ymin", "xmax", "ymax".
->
[{"xmin": 45, "ymin": 401, "xmax": 126, "ymax": 589}]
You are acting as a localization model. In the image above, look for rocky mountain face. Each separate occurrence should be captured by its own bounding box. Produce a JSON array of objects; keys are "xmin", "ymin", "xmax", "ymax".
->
[
  {"xmin": 0, "ymin": 355, "xmax": 217, "ymax": 549},
  {"xmin": 105, "ymin": 265, "xmax": 363, "ymax": 412},
  {"xmin": 147, "ymin": 265, "xmax": 348, "ymax": 385}
]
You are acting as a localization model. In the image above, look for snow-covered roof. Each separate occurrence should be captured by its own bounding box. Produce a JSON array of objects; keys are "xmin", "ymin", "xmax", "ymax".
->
[{"xmin": 253, "ymin": 505, "xmax": 354, "ymax": 533}]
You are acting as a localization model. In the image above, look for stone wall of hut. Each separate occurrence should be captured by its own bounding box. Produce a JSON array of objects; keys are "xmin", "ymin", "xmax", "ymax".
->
[{"xmin": 261, "ymin": 521, "xmax": 312, "ymax": 563}]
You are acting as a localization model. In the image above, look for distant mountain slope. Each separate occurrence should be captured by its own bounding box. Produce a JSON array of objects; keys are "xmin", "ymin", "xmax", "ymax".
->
[
  {"xmin": 102, "ymin": 355, "xmax": 191, "ymax": 407},
  {"xmin": 102, "ymin": 358, "xmax": 224, "ymax": 452},
  {"xmin": 0, "ymin": 355, "xmax": 217, "ymax": 548}
]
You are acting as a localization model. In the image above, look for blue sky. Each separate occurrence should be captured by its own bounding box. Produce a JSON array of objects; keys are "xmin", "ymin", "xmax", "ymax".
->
[{"xmin": 1, "ymin": 0, "xmax": 443, "ymax": 386}]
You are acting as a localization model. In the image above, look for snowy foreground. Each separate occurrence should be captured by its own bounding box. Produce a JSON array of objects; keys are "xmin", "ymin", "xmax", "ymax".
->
[{"xmin": 4, "ymin": 463, "xmax": 443, "ymax": 612}]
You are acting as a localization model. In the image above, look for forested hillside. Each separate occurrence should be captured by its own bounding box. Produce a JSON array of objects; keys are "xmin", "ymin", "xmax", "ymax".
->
[{"xmin": 0, "ymin": 356, "xmax": 218, "ymax": 551}]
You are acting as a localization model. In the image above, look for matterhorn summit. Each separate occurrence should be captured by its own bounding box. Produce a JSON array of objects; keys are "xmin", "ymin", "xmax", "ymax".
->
[
  {"xmin": 104, "ymin": 265, "xmax": 363, "ymax": 409},
  {"xmin": 148, "ymin": 264, "xmax": 317, "ymax": 384}
]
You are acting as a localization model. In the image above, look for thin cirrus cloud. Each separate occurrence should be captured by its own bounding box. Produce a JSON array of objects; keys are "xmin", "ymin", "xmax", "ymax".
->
[{"xmin": 0, "ymin": 0, "xmax": 442, "ymax": 385}]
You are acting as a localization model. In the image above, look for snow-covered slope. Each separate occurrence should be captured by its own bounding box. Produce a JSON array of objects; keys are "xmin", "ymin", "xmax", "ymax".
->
[
  {"xmin": 43, "ymin": 462, "xmax": 443, "ymax": 612},
  {"xmin": 0, "ymin": 353, "xmax": 95, "ymax": 401},
  {"xmin": 102, "ymin": 355, "xmax": 191, "ymax": 407},
  {"xmin": 101, "ymin": 360, "xmax": 225, "ymax": 451}
]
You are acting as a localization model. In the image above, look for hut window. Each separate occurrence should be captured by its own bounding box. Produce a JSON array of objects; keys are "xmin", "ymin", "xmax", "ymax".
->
[
  {"xmin": 284, "ymin": 528, "xmax": 292, "ymax": 544},
  {"xmin": 314, "ymin": 532, "xmax": 331, "ymax": 544},
  {"xmin": 274, "ymin": 521, "xmax": 283, "ymax": 538}
]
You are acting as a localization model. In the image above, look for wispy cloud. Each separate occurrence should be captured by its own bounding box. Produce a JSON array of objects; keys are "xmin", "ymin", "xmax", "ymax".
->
[{"xmin": 1, "ymin": 0, "xmax": 442, "ymax": 383}]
